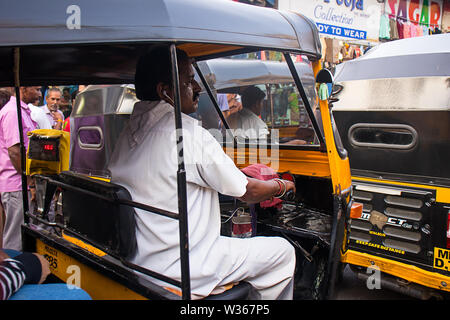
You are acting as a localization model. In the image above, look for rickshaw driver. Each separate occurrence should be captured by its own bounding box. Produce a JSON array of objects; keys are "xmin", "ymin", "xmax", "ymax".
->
[{"xmin": 108, "ymin": 46, "xmax": 297, "ymax": 300}]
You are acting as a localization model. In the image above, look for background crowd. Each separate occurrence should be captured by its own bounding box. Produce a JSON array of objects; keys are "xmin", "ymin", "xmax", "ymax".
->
[{"xmin": 0, "ymin": 84, "xmax": 91, "ymax": 300}]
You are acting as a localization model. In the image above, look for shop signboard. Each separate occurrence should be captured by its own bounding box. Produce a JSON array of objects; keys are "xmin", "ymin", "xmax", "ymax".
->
[
  {"xmin": 384, "ymin": 0, "xmax": 443, "ymax": 27},
  {"xmin": 278, "ymin": 0, "xmax": 382, "ymax": 42}
]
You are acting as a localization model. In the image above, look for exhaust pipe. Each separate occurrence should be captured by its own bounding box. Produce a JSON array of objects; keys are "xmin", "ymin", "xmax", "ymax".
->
[{"xmin": 351, "ymin": 265, "xmax": 443, "ymax": 300}]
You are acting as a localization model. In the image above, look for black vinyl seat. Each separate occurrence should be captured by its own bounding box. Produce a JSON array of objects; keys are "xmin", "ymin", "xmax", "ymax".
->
[{"xmin": 59, "ymin": 171, "xmax": 137, "ymax": 260}]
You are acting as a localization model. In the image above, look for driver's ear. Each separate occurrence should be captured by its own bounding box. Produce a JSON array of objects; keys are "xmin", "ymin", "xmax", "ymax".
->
[
  {"xmin": 156, "ymin": 83, "xmax": 166, "ymax": 100},
  {"xmin": 157, "ymin": 83, "xmax": 174, "ymax": 105}
]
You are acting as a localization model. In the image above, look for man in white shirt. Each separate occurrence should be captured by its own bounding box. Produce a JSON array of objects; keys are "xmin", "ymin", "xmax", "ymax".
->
[
  {"xmin": 108, "ymin": 46, "xmax": 296, "ymax": 300},
  {"xmin": 235, "ymin": 86, "xmax": 270, "ymax": 140}
]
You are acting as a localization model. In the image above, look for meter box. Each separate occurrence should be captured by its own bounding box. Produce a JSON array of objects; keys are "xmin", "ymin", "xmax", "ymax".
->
[{"xmin": 26, "ymin": 129, "xmax": 70, "ymax": 176}]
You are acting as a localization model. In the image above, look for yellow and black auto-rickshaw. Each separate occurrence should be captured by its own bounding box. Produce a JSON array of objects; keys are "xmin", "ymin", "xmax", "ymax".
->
[
  {"xmin": 332, "ymin": 34, "xmax": 450, "ymax": 299},
  {"xmin": 1, "ymin": 0, "xmax": 357, "ymax": 300}
]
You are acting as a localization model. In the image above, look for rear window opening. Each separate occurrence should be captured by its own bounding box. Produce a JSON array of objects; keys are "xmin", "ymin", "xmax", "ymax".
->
[{"xmin": 348, "ymin": 123, "xmax": 417, "ymax": 149}]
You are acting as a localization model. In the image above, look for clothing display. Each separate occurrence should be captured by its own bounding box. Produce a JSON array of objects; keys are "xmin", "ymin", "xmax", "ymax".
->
[
  {"xmin": 382, "ymin": 12, "xmax": 444, "ymax": 41},
  {"xmin": 389, "ymin": 18, "xmax": 399, "ymax": 39},
  {"xmin": 410, "ymin": 23, "xmax": 417, "ymax": 38},
  {"xmin": 396, "ymin": 19, "xmax": 405, "ymax": 38},
  {"xmin": 379, "ymin": 14, "xmax": 390, "ymax": 39}
]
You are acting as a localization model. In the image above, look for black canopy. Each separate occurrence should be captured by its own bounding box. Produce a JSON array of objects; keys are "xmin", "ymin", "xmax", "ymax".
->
[{"xmin": 0, "ymin": 0, "xmax": 321, "ymax": 86}]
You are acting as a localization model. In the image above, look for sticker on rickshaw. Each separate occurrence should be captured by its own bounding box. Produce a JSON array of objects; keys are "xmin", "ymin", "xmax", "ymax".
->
[
  {"xmin": 36, "ymin": 239, "xmax": 78, "ymax": 281},
  {"xmin": 434, "ymin": 247, "xmax": 450, "ymax": 271},
  {"xmin": 37, "ymin": 240, "xmax": 61, "ymax": 272}
]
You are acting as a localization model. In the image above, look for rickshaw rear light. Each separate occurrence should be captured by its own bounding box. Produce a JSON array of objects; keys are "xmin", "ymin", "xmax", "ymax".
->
[{"xmin": 350, "ymin": 202, "xmax": 363, "ymax": 219}]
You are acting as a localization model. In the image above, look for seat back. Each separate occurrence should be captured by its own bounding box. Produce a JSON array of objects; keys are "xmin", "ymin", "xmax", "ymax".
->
[{"xmin": 60, "ymin": 171, "xmax": 137, "ymax": 260}]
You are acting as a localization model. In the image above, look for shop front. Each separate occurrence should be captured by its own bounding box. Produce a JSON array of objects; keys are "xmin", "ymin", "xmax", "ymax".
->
[
  {"xmin": 380, "ymin": 0, "xmax": 446, "ymax": 41},
  {"xmin": 278, "ymin": 0, "xmax": 383, "ymax": 69}
]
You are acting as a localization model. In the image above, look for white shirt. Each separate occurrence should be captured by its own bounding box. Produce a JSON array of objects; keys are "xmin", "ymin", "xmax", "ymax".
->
[
  {"xmin": 108, "ymin": 100, "xmax": 249, "ymax": 298},
  {"xmin": 28, "ymin": 104, "xmax": 52, "ymax": 129},
  {"xmin": 39, "ymin": 105, "xmax": 64, "ymax": 128},
  {"xmin": 232, "ymin": 108, "xmax": 269, "ymax": 140}
]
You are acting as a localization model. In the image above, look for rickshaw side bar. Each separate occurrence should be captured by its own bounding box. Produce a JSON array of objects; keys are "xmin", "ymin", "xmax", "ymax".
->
[
  {"xmin": 283, "ymin": 52, "xmax": 325, "ymax": 145},
  {"xmin": 24, "ymin": 211, "xmax": 183, "ymax": 288},
  {"xmin": 120, "ymin": 259, "xmax": 182, "ymax": 289},
  {"xmin": 169, "ymin": 44, "xmax": 191, "ymax": 300},
  {"xmin": 119, "ymin": 199, "xmax": 179, "ymax": 220},
  {"xmin": 192, "ymin": 61, "xmax": 230, "ymax": 130},
  {"xmin": 34, "ymin": 175, "xmax": 180, "ymax": 220},
  {"xmin": 13, "ymin": 47, "xmax": 30, "ymax": 222}
]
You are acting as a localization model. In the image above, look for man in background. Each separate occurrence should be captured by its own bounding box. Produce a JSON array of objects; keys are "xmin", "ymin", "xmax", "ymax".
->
[
  {"xmin": 40, "ymin": 88, "xmax": 64, "ymax": 130},
  {"xmin": 0, "ymin": 87, "xmax": 39, "ymax": 250}
]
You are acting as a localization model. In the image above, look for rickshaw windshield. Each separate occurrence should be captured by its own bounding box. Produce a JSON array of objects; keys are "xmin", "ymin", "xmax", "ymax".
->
[{"xmin": 193, "ymin": 53, "xmax": 322, "ymax": 147}]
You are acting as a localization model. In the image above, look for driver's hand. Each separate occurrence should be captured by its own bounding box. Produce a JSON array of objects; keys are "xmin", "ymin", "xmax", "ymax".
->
[{"xmin": 283, "ymin": 179, "xmax": 296, "ymax": 194}]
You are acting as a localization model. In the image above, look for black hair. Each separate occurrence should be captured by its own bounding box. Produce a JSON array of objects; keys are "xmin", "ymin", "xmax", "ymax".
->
[
  {"xmin": 0, "ymin": 89, "xmax": 11, "ymax": 110},
  {"xmin": 135, "ymin": 45, "xmax": 189, "ymax": 101},
  {"xmin": 241, "ymin": 86, "xmax": 266, "ymax": 109}
]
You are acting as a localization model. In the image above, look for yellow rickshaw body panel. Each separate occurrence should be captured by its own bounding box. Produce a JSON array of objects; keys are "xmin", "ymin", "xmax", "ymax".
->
[
  {"xmin": 342, "ymin": 249, "xmax": 450, "ymax": 292},
  {"xmin": 36, "ymin": 239, "xmax": 146, "ymax": 300}
]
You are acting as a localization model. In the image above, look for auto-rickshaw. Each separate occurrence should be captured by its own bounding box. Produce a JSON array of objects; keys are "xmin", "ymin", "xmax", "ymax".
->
[
  {"xmin": 1, "ymin": 0, "xmax": 355, "ymax": 300},
  {"xmin": 332, "ymin": 34, "xmax": 450, "ymax": 299}
]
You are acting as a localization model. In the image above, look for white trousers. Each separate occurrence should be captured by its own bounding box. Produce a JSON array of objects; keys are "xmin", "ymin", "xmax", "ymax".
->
[{"xmin": 214, "ymin": 236, "xmax": 296, "ymax": 300}]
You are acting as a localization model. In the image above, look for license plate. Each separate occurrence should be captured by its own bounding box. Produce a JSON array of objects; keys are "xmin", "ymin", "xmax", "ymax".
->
[{"xmin": 434, "ymin": 247, "xmax": 450, "ymax": 272}]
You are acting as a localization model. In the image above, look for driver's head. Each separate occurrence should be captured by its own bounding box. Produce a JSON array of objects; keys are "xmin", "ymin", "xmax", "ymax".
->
[
  {"xmin": 241, "ymin": 86, "xmax": 265, "ymax": 115},
  {"xmin": 135, "ymin": 46, "xmax": 201, "ymax": 114}
]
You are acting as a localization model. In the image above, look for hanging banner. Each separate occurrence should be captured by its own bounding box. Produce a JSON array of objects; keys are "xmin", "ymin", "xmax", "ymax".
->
[
  {"xmin": 384, "ymin": 0, "xmax": 443, "ymax": 27},
  {"xmin": 278, "ymin": 0, "xmax": 382, "ymax": 42}
]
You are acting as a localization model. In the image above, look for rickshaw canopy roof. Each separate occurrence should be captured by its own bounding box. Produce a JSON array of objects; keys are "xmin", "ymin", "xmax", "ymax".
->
[
  {"xmin": 0, "ymin": 0, "xmax": 321, "ymax": 86},
  {"xmin": 334, "ymin": 33, "xmax": 450, "ymax": 82}
]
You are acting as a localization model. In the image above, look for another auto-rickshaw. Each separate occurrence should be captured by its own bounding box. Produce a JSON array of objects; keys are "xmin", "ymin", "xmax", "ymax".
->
[
  {"xmin": 1, "ymin": 0, "xmax": 355, "ymax": 300},
  {"xmin": 332, "ymin": 34, "xmax": 450, "ymax": 299}
]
